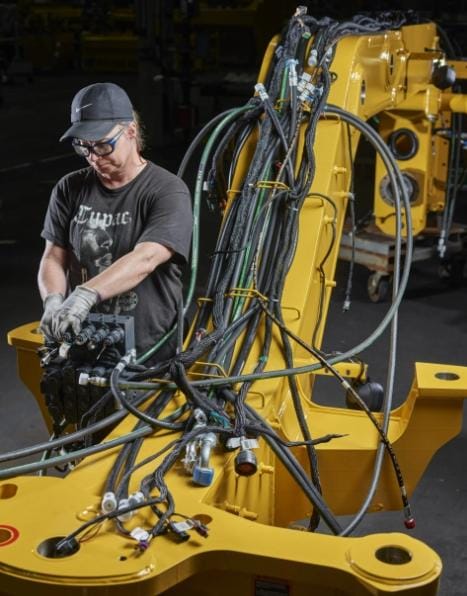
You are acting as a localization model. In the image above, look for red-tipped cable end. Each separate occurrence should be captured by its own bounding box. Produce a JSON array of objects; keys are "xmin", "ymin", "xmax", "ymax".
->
[{"xmin": 404, "ymin": 517, "xmax": 416, "ymax": 529}]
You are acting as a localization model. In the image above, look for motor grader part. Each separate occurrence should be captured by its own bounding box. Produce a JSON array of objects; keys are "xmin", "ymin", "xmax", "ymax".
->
[
  {"xmin": 3, "ymin": 15, "xmax": 467, "ymax": 596},
  {"xmin": 1, "ymin": 362, "xmax": 467, "ymax": 594}
]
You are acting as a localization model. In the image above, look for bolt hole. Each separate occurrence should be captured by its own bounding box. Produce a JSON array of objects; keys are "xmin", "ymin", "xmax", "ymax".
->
[
  {"xmin": 0, "ymin": 484, "xmax": 18, "ymax": 499},
  {"xmin": 192, "ymin": 514, "xmax": 213, "ymax": 525},
  {"xmin": 387, "ymin": 129, "xmax": 419, "ymax": 160},
  {"xmin": 37, "ymin": 536, "xmax": 80, "ymax": 559},
  {"xmin": 435, "ymin": 372, "xmax": 460, "ymax": 381},
  {"xmin": 375, "ymin": 546, "xmax": 412, "ymax": 565},
  {"xmin": 119, "ymin": 555, "xmax": 127, "ymax": 561}
]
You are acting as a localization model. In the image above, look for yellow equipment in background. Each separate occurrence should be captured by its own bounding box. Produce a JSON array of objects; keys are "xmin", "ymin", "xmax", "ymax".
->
[
  {"xmin": 339, "ymin": 29, "xmax": 467, "ymax": 302},
  {"xmin": 2, "ymin": 10, "xmax": 467, "ymax": 596}
]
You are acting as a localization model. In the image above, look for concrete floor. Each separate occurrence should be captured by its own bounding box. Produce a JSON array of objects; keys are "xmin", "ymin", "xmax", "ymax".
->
[{"xmin": 0, "ymin": 73, "xmax": 466, "ymax": 595}]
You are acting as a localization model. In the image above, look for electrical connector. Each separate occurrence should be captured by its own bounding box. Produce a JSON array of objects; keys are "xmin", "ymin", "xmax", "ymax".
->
[
  {"xmin": 101, "ymin": 491, "xmax": 117, "ymax": 514},
  {"xmin": 53, "ymin": 536, "xmax": 80, "ymax": 558},
  {"xmin": 192, "ymin": 520, "xmax": 209, "ymax": 538},
  {"xmin": 75, "ymin": 325, "xmax": 96, "ymax": 346},
  {"xmin": 116, "ymin": 498, "xmax": 133, "ymax": 522},
  {"xmin": 192, "ymin": 465, "xmax": 214, "ymax": 486},
  {"xmin": 234, "ymin": 449, "xmax": 258, "ymax": 476},
  {"xmin": 59, "ymin": 342, "xmax": 72, "ymax": 359},
  {"xmin": 226, "ymin": 436, "xmax": 258, "ymax": 450},
  {"xmin": 287, "ymin": 59, "xmax": 298, "ymax": 87},
  {"xmin": 297, "ymin": 71, "xmax": 312, "ymax": 94},
  {"xmin": 308, "ymin": 48, "xmax": 318, "ymax": 67},
  {"xmin": 130, "ymin": 527, "xmax": 150, "ymax": 543},
  {"xmin": 78, "ymin": 372, "xmax": 90, "ymax": 386},
  {"xmin": 167, "ymin": 521, "xmax": 190, "ymax": 543},
  {"xmin": 254, "ymin": 83, "xmax": 269, "ymax": 102},
  {"xmin": 299, "ymin": 81, "xmax": 316, "ymax": 104},
  {"xmin": 128, "ymin": 491, "xmax": 145, "ymax": 508}
]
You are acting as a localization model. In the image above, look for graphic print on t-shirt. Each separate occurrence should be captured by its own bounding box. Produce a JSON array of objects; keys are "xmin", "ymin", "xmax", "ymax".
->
[{"xmin": 74, "ymin": 205, "xmax": 138, "ymax": 314}]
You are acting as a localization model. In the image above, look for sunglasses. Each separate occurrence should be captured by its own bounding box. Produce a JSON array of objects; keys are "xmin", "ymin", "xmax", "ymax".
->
[{"xmin": 72, "ymin": 127, "xmax": 125, "ymax": 157}]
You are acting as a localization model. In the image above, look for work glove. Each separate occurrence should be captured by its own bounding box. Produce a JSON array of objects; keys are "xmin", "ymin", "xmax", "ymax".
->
[
  {"xmin": 39, "ymin": 293, "xmax": 64, "ymax": 340},
  {"xmin": 51, "ymin": 286, "xmax": 100, "ymax": 340}
]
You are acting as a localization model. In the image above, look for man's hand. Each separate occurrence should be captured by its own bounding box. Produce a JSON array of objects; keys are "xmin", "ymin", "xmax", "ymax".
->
[
  {"xmin": 39, "ymin": 293, "xmax": 64, "ymax": 340},
  {"xmin": 51, "ymin": 286, "xmax": 100, "ymax": 340}
]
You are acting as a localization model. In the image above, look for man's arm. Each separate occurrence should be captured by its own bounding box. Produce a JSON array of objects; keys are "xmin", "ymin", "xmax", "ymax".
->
[
  {"xmin": 83, "ymin": 241, "xmax": 173, "ymax": 301},
  {"xmin": 38, "ymin": 241, "xmax": 69, "ymax": 300}
]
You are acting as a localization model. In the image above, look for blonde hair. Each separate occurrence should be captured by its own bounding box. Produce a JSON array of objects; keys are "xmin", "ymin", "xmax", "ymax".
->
[{"xmin": 132, "ymin": 110, "xmax": 146, "ymax": 154}]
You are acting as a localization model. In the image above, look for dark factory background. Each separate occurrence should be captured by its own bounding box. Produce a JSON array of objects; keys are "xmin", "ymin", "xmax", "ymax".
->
[{"xmin": 0, "ymin": 2, "xmax": 466, "ymax": 595}]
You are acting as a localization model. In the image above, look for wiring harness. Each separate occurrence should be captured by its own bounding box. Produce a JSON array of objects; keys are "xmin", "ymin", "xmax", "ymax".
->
[{"xmin": 1, "ymin": 7, "xmax": 421, "ymax": 553}]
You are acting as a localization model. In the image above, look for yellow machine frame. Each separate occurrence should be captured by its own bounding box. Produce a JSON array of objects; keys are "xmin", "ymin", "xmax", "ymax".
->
[{"xmin": 2, "ymin": 19, "xmax": 467, "ymax": 596}]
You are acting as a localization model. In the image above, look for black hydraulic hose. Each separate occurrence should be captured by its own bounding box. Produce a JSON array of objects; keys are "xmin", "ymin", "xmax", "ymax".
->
[
  {"xmin": 0, "ymin": 389, "xmax": 158, "ymax": 464},
  {"xmin": 243, "ymin": 403, "xmax": 342, "ymax": 534},
  {"xmin": 177, "ymin": 107, "xmax": 252, "ymax": 179},
  {"xmin": 323, "ymin": 104, "xmax": 413, "ymax": 534},
  {"xmin": 0, "ymin": 426, "xmax": 156, "ymax": 480},
  {"xmin": 110, "ymin": 362, "xmax": 184, "ymax": 431},
  {"xmin": 105, "ymin": 389, "xmax": 176, "ymax": 495}
]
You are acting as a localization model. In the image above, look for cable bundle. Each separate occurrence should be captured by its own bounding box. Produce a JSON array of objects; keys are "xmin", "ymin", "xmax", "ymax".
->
[{"xmin": 0, "ymin": 8, "xmax": 419, "ymax": 551}]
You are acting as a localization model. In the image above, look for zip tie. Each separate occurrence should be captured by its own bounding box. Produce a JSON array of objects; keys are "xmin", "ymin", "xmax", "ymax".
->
[
  {"xmin": 256, "ymin": 180, "xmax": 290, "ymax": 191},
  {"xmin": 228, "ymin": 287, "xmax": 269, "ymax": 302}
]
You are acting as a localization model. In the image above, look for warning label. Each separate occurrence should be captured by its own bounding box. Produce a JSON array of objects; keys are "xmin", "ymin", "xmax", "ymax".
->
[{"xmin": 254, "ymin": 577, "xmax": 290, "ymax": 596}]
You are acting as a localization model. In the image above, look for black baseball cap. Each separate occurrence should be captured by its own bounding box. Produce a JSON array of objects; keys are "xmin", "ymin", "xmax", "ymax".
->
[{"xmin": 60, "ymin": 82, "xmax": 133, "ymax": 142}]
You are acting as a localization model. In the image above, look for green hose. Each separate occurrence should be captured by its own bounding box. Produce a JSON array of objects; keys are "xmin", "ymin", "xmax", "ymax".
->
[{"xmin": 137, "ymin": 105, "xmax": 255, "ymax": 364}]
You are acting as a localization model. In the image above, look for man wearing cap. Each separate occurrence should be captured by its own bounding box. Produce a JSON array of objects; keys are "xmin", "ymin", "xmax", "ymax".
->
[{"xmin": 38, "ymin": 82, "xmax": 193, "ymax": 362}]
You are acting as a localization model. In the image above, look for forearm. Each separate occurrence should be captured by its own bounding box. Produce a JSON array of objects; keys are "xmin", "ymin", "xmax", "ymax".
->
[
  {"xmin": 38, "ymin": 251, "xmax": 68, "ymax": 300},
  {"xmin": 83, "ymin": 242, "xmax": 172, "ymax": 301}
]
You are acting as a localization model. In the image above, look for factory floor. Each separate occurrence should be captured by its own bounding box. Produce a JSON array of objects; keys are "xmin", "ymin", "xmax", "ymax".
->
[{"xmin": 0, "ymin": 73, "xmax": 466, "ymax": 595}]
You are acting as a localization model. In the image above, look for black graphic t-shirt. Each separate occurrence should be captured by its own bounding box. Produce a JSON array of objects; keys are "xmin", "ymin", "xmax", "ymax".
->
[{"xmin": 41, "ymin": 161, "xmax": 192, "ymax": 359}]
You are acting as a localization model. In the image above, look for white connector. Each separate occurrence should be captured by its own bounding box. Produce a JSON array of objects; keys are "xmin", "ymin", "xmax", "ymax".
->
[
  {"xmin": 101, "ymin": 491, "xmax": 117, "ymax": 514},
  {"xmin": 59, "ymin": 342, "xmax": 71, "ymax": 359},
  {"xmin": 128, "ymin": 491, "xmax": 145, "ymax": 507},
  {"xmin": 226, "ymin": 436, "xmax": 259, "ymax": 450},
  {"xmin": 299, "ymin": 81, "xmax": 318, "ymax": 104},
  {"xmin": 130, "ymin": 527, "xmax": 150, "ymax": 542},
  {"xmin": 287, "ymin": 59, "xmax": 298, "ymax": 87},
  {"xmin": 297, "ymin": 71, "xmax": 312, "ymax": 94},
  {"xmin": 254, "ymin": 83, "xmax": 269, "ymax": 102},
  {"xmin": 117, "ymin": 498, "xmax": 133, "ymax": 522},
  {"xmin": 308, "ymin": 48, "xmax": 318, "ymax": 67},
  {"xmin": 78, "ymin": 372, "xmax": 90, "ymax": 386}
]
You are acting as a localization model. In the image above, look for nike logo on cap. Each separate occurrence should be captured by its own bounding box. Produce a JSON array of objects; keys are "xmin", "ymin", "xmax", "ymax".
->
[{"xmin": 76, "ymin": 103, "xmax": 92, "ymax": 112}]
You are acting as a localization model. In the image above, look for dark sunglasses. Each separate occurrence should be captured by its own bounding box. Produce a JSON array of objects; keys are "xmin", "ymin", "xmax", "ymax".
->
[{"xmin": 72, "ymin": 127, "xmax": 125, "ymax": 157}]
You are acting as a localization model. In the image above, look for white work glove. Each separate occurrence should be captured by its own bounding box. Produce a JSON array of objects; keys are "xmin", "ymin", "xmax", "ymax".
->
[
  {"xmin": 39, "ymin": 293, "xmax": 64, "ymax": 340},
  {"xmin": 51, "ymin": 286, "xmax": 100, "ymax": 340}
]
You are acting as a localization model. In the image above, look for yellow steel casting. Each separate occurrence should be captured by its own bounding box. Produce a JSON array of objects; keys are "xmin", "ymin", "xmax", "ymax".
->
[
  {"xmin": 372, "ymin": 29, "xmax": 467, "ymax": 237},
  {"xmin": 3, "ymin": 20, "xmax": 467, "ymax": 596}
]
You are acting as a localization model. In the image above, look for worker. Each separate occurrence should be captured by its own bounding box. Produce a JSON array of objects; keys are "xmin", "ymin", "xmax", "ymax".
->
[{"xmin": 38, "ymin": 82, "xmax": 193, "ymax": 362}]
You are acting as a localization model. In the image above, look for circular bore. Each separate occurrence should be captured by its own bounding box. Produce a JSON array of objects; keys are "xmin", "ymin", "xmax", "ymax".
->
[
  {"xmin": 435, "ymin": 372, "xmax": 460, "ymax": 381},
  {"xmin": 375, "ymin": 546, "xmax": 412, "ymax": 565},
  {"xmin": 192, "ymin": 513, "xmax": 213, "ymax": 526},
  {"xmin": 348, "ymin": 534, "xmax": 441, "ymax": 582},
  {"xmin": 37, "ymin": 536, "xmax": 80, "ymax": 559},
  {"xmin": 0, "ymin": 525, "xmax": 19, "ymax": 547},
  {"xmin": 379, "ymin": 171, "xmax": 419, "ymax": 207},
  {"xmin": 0, "ymin": 484, "xmax": 18, "ymax": 499},
  {"xmin": 387, "ymin": 128, "xmax": 419, "ymax": 160}
]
